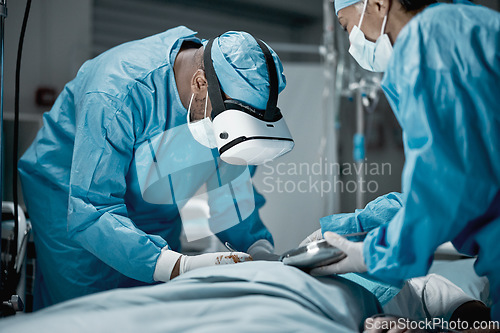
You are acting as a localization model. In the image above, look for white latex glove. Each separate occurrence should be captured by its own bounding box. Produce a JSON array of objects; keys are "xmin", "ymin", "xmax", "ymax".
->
[
  {"xmin": 179, "ymin": 251, "xmax": 252, "ymax": 274},
  {"xmin": 310, "ymin": 231, "xmax": 367, "ymax": 275},
  {"xmin": 299, "ymin": 228, "xmax": 323, "ymax": 247},
  {"xmin": 153, "ymin": 247, "xmax": 252, "ymax": 282}
]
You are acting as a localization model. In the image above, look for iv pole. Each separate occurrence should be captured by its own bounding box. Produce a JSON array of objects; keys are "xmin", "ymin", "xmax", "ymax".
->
[{"xmin": 321, "ymin": 0, "xmax": 341, "ymax": 215}]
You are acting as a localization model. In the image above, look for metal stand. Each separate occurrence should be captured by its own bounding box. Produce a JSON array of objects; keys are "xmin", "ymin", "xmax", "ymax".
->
[
  {"xmin": 0, "ymin": 0, "xmax": 18, "ymax": 318},
  {"xmin": 0, "ymin": 0, "xmax": 7, "ymax": 261},
  {"xmin": 0, "ymin": 2, "xmax": 6, "ymax": 201}
]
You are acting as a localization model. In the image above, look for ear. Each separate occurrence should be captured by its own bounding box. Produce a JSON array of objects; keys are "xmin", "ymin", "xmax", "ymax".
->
[
  {"xmin": 370, "ymin": 0, "xmax": 391, "ymax": 18},
  {"xmin": 190, "ymin": 69, "xmax": 208, "ymax": 95}
]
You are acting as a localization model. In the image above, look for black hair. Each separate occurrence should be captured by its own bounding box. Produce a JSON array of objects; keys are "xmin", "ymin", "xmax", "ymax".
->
[{"xmin": 398, "ymin": 0, "xmax": 437, "ymax": 12}]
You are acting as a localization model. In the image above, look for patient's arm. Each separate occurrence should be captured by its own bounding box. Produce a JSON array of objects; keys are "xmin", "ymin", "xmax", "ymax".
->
[
  {"xmin": 451, "ymin": 300, "xmax": 490, "ymax": 323},
  {"xmin": 365, "ymin": 274, "xmax": 497, "ymax": 333}
]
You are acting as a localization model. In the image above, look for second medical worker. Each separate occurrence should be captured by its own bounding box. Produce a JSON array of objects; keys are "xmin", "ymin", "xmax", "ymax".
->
[{"xmin": 305, "ymin": 0, "xmax": 500, "ymax": 321}]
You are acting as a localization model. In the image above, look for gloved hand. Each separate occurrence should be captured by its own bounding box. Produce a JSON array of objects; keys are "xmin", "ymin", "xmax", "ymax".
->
[
  {"xmin": 310, "ymin": 231, "xmax": 367, "ymax": 275},
  {"xmin": 179, "ymin": 251, "xmax": 252, "ymax": 275},
  {"xmin": 299, "ymin": 228, "xmax": 323, "ymax": 247},
  {"xmin": 153, "ymin": 247, "xmax": 252, "ymax": 282},
  {"xmin": 247, "ymin": 239, "xmax": 281, "ymax": 261}
]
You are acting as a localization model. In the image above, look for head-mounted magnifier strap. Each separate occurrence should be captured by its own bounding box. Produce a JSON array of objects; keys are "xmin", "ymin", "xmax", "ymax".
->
[
  {"xmin": 253, "ymin": 38, "xmax": 279, "ymax": 122},
  {"xmin": 203, "ymin": 38, "xmax": 226, "ymax": 120}
]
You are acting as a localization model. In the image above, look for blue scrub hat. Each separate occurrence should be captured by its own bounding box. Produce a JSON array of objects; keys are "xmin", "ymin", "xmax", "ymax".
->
[
  {"xmin": 202, "ymin": 31, "xmax": 286, "ymax": 110},
  {"xmin": 334, "ymin": 0, "xmax": 362, "ymax": 15}
]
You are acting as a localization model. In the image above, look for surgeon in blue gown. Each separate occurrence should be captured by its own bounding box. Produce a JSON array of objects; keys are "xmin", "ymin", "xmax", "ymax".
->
[
  {"xmin": 302, "ymin": 0, "xmax": 500, "ymax": 320},
  {"xmin": 18, "ymin": 26, "xmax": 286, "ymax": 310}
]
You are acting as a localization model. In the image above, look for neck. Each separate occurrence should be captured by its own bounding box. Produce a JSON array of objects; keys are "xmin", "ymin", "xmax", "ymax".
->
[
  {"xmin": 174, "ymin": 46, "xmax": 199, "ymax": 110},
  {"xmin": 386, "ymin": 6, "xmax": 422, "ymax": 44}
]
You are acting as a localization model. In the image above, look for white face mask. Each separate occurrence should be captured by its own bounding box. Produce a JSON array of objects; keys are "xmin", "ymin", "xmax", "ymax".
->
[
  {"xmin": 348, "ymin": 0, "xmax": 393, "ymax": 72},
  {"xmin": 186, "ymin": 92, "xmax": 218, "ymax": 149}
]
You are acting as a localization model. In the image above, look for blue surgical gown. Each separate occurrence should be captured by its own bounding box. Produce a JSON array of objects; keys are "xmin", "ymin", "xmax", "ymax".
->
[
  {"xmin": 18, "ymin": 26, "xmax": 272, "ymax": 310},
  {"xmin": 325, "ymin": 2, "xmax": 500, "ymax": 319}
]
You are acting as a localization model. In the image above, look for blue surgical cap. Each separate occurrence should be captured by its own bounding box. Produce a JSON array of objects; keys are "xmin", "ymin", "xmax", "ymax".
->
[
  {"xmin": 203, "ymin": 31, "xmax": 286, "ymax": 110},
  {"xmin": 334, "ymin": 0, "xmax": 361, "ymax": 15}
]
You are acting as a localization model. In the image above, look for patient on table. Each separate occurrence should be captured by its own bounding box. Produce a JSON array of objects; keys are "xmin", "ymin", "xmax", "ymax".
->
[{"xmin": 0, "ymin": 260, "xmax": 493, "ymax": 333}]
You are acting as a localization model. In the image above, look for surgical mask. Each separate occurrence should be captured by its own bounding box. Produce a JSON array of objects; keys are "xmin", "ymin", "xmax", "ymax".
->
[
  {"xmin": 186, "ymin": 92, "xmax": 217, "ymax": 149},
  {"xmin": 348, "ymin": 0, "xmax": 393, "ymax": 72}
]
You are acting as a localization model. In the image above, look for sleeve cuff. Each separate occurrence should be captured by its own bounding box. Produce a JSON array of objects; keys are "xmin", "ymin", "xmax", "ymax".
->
[
  {"xmin": 413, "ymin": 274, "xmax": 476, "ymax": 321},
  {"xmin": 153, "ymin": 247, "xmax": 182, "ymax": 282}
]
